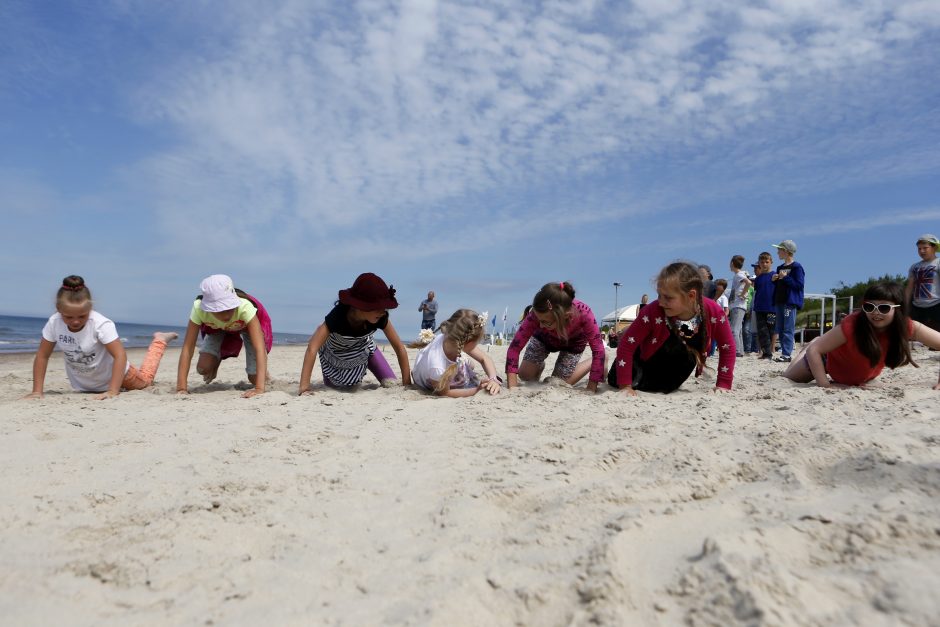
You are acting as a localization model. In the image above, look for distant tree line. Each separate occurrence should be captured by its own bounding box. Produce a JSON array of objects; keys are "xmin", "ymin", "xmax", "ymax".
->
[{"xmin": 831, "ymin": 274, "xmax": 907, "ymax": 311}]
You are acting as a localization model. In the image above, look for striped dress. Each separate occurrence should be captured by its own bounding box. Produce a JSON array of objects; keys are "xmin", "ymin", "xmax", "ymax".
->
[{"xmin": 318, "ymin": 304, "xmax": 388, "ymax": 387}]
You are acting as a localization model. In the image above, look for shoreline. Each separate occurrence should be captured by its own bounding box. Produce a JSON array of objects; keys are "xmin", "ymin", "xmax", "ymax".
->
[{"xmin": 2, "ymin": 344, "xmax": 940, "ymax": 624}]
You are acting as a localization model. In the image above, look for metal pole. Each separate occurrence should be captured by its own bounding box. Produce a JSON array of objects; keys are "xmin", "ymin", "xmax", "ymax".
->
[
  {"xmin": 820, "ymin": 297, "xmax": 825, "ymax": 339},
  {"xmin": 613, "ymin": 282, "xmax": 621, "ymax": 332}
]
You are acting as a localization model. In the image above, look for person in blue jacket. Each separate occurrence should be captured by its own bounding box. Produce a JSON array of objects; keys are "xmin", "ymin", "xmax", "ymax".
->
[{"xmin": 770, "ymin": 240, "xmax": 805, "ymax": 362}]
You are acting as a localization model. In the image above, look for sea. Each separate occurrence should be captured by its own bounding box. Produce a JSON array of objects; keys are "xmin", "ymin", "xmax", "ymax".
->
[{"xmin": 0, "ymin": 314, "xmax": 313, "ymax": 354}]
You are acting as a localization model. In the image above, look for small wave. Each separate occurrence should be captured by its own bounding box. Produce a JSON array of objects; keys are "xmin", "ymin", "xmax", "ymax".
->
[{"xmin": 0, "ymin": 339, "xmax": 41, "ymax": 353}]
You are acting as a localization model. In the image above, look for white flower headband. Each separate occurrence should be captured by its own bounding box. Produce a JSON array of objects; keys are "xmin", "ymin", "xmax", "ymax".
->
[{"xmin": 417, "ymin": 328, "xmax": 435, "ymax": 344}]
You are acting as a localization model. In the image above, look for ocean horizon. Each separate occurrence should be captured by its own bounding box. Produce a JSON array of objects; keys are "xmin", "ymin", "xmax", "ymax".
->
[{"xmin": 0, "ymin": 314, "xmax": 314, "ymax": 354}]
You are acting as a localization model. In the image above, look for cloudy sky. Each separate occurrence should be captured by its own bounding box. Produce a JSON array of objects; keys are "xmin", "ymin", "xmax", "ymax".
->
[{"xmin": 3, "ymin": 0, "xmax": 939, "ymax": 333}]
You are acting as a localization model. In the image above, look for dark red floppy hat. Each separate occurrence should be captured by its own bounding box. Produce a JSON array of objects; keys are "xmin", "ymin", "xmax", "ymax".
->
[{"xmin": 338, "ymin": 273, "xmax": 398, "ymax": 311}]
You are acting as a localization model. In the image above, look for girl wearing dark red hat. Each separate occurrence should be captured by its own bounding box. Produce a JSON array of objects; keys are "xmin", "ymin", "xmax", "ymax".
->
[{"xmin": 299, "ymin": 273, "xmax": 411, "ymax": 393}]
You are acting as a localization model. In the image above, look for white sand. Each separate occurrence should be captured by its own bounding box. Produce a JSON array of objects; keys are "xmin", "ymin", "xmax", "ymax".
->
[{"xmin": 2, "ymin": 343, "xmax": 939, "ymax": 626}]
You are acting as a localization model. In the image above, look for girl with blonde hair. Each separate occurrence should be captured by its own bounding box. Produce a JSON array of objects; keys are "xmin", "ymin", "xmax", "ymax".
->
[
  {"xmin": 610, "ymin": 261, "xmax": 735, "ymax": 395},
  {"xmin": 412, "ymin": 309, "xmax": 501, "ymax": 397}
]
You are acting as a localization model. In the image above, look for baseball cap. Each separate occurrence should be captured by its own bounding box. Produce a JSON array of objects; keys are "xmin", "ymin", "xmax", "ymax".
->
[
  {"xmin": 199, "ymin": 274, "xmax": 241, "ymax": 312},
  {"xmin": 917, "ymin": 234, "xmax": 940, "ymax": 246},
  {"xmin": 772, "ymin": 240, "xmax": 797, "ymax": 254}
]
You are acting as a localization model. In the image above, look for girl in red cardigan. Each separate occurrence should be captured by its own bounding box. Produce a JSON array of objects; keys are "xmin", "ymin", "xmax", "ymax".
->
[
  {"xmin": 783, "ymin": 282, "xmax": 940, "ymax": 388},
  {"xmin": 609, "ymin": 261, "xmax": 736, "ymax": 395}
]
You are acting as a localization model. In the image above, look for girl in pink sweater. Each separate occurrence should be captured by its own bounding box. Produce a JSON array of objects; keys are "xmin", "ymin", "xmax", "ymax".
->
[{"xmin": 506, "ymin": 282, "xmax": 606, "ymax": 393}]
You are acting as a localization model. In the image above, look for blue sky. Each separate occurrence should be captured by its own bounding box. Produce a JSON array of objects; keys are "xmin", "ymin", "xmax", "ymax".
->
[{"xmin": 3, "ymin": 0, "xmax": 939, "ymax": 334}]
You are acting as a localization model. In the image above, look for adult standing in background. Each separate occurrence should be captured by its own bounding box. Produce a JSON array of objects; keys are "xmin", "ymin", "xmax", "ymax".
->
[
  {"xmin": 419, "ymin": 291, "xmax": 438, "ymax": 330},
  {"xmin": 904, "ymin": 234, "xmax": 940, "ymax": 332}
]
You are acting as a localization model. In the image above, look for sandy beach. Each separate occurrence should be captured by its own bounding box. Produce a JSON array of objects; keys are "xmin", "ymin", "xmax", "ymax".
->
[{"xmin": 2, "ymin": 343, "xmax": 939, "ymax": 626}]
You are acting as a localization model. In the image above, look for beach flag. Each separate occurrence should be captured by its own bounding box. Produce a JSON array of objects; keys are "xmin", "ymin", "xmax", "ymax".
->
[{"xmin": 491, "ymin": 314, "xmax": 497, "ymax": 328}]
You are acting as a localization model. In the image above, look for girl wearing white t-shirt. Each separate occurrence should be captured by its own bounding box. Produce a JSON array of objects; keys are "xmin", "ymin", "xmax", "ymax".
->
[
  {"xmin": 24, "ymin": 276, "xmax": 177, "ymax": 399},
  {"xmin": 412, "ymin": 309, "xmax": 501, "ymax": 397}
]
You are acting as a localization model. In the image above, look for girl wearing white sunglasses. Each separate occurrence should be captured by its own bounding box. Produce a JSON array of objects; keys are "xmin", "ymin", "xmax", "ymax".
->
[{"xmin": 783, "ymin": 282, "xmax": 940, "ymax": 388}]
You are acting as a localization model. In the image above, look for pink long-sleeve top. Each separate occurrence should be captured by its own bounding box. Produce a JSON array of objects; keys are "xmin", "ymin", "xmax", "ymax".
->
[
  {"xmin": 614, "ymin": 298, "xmax": 735, "ymax": 390},
  {"xmin": 506, "ymin": 299, "xmax": 606, "ymax": 383}
]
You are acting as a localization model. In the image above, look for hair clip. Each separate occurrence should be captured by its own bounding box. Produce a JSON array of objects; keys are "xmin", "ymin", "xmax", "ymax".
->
[
  {"xmin": 60, "ymin": 284, "xmax": 82, "ymax": 292},
  {"xmin": 477, "ymin": 311, "xmax": 488, "ymax": 327},
  {"xmin": 388, "ymin": 285, "xmax": 396, "ymax": 297},
  {"xmin": 559, "ymin": 282, "xmax": 565, "ymax": 289}
]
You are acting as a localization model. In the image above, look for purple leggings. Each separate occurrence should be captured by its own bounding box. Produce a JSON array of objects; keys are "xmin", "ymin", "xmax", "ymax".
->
[{"xmin": 323, "ymin": 349, "xmax": 396, "ymax": 388}]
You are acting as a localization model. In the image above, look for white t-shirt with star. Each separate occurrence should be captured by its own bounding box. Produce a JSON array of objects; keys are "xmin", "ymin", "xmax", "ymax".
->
[{"xmin": 42, "ymin": 311, "xmax": 128, "ymax": 392}]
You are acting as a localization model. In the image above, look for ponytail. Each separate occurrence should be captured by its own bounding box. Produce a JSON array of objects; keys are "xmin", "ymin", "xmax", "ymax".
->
[{"xmin": 531, "ymin": 281, "xmax": 576, "ymax": 341}]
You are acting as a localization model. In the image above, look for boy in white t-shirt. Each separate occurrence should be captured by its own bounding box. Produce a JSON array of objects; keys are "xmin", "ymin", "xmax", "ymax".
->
[
  {"xmin": 729, "ymin": 254, "xmax": 752, "ymax": 358},
  {"xmin": 26, "ymin": 276, "xmax": 177, "ymax": 399},
  {"xmin": 714, "ymin": 279, "xmax": 730, "ymax": 315}
]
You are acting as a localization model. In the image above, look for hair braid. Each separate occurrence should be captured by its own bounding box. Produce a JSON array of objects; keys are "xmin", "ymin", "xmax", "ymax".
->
[
  {"xmin": 432, "ymin": 309, "xmax": 485, "ymax": 394},
  {"xmin": 658, "ymin": 262, "xmax": 707, "ymax": 370}
]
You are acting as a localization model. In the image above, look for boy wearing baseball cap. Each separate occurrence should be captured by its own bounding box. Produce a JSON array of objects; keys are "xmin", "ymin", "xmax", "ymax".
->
[
  {"xmin": 770, "ymin": 240, "xmax": 805, "ymax": 362},
  {"xmin": 905, "ymin": 234, "xmax": 940, "ymax": 332}
]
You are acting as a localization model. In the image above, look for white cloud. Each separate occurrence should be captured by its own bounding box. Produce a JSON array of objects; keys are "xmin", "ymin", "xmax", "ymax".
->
[{"xmin": 8, "ymin": 0, "xmax": 938, "ymax": 264}]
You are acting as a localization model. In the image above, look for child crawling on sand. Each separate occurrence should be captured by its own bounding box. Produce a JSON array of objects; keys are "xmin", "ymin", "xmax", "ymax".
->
[
  {"xmin": 412, "ymin": 309, "xmax": 501, "ymax": 397},
  {"xmin": 783, "ymin": 282, "xmax": 940, "ymax": 388},
  {"xmin": 26, "ymin": 275, "xmax": 177, "ymax": 399},
  {"xmin": 176, "ymin": 274, "xmax": 271, "ymax": 398},
  {"xmin": 299, "ymin": 273, "xmax": 410, "ymax": 394}
]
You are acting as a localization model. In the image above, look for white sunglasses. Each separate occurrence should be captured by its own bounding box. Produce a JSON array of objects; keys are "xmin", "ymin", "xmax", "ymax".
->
[{"xmin": 862, "ymin": 302, "xmax": 900, "ymax": 314}]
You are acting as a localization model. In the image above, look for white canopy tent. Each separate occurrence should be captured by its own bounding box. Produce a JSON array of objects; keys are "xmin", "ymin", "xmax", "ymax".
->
[{"xmin": 601, "ymin": 304, "xmax": 640, "ymax": 326}]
